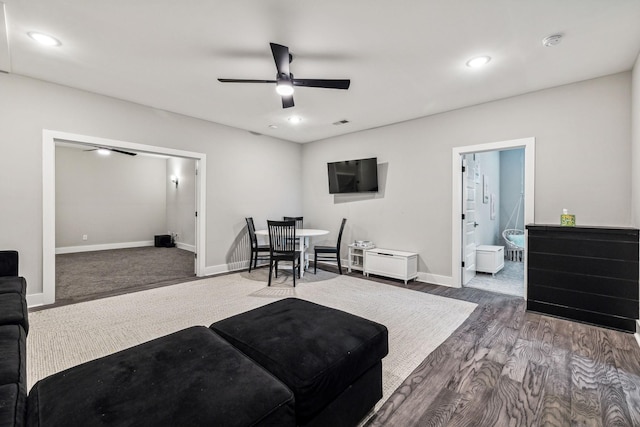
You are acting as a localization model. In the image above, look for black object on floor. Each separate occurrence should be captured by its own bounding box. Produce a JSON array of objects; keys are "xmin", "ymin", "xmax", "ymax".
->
[{"xmin": 154, "ymin": 234, "xmax": 175, "ymax": 248}]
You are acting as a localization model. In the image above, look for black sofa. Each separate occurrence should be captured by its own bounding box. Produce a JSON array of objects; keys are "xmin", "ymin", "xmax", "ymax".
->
[{"xmin": 0, "ymin": 250, "xmax": 389, "ymax": 426}]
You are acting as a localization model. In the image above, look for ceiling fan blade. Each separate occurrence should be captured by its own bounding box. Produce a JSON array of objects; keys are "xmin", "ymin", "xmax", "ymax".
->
[
  {"xmin": 282, "ymin": 95, "xmax": 295, "ymax": 109},
  {"xmin": 293, "ymin": 79, "xmax": 350, "ymax": 90},
  {"xmin": 218, "ymin": 78, "xmax": 276, "ymax": 84},
  {"xmin": 110, "ymin": 148, "xmax": 137, "ymax": 156},
  {"xmin": 270, "ymin": 43, "xmax": 291, "ymax": 76},
  {"xmin": 84, "ymin": 147, "xmax": 137, "ymax": 156}
]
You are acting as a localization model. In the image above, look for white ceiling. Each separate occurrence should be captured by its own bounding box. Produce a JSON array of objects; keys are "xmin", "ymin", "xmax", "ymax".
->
[{"xmin": 3, "ymin": 0, "xmax": 640, "ymax": 143}]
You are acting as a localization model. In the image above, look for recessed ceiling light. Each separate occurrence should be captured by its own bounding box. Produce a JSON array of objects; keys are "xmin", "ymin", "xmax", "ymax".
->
[
  {"xmin": 96, "ymin": 148, "xmax": 111, "ymax": 156},
  {"xmin": 288, "ymin": 116, "xmax": 302, "ymax": 124},
  {"xmin": 27, "ymin": 32, "xmax": 61, "ymax": 47},
  {"xmin": 466, "ymin": 56, "xmax": 491, "ymax": 68}
]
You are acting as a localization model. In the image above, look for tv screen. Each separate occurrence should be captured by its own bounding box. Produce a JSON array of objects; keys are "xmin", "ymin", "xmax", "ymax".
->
[{"xmin": 327, "ymin": 157, "xmax": 378, "ymax": 194}]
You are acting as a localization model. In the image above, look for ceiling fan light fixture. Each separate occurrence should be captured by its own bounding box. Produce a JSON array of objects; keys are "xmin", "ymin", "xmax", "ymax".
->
[
  {"xmin": 466, "ymin": 56, "xmax": 491, "ymax": 68},
  {"xmin": 276, "ymin": 81, "xmax": 294, "ymax": 96},
  {"xmin": 28, "ymin": 32, "xmax": 61, "ymax": 47}
]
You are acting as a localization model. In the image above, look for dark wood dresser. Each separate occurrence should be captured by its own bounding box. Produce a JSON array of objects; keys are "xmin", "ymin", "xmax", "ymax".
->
[{"xmin": 526, "ymin": 224, "xmax": 639, "ymax": 332}]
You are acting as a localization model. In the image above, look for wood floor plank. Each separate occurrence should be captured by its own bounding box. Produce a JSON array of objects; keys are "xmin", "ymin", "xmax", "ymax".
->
[
  {"xmin": 613, "ymin": 346, "xmax": 640, "ymax": 425},
  {"xmin": 538, "ymin": 348, "xmax": 572, "ymax": 427}
]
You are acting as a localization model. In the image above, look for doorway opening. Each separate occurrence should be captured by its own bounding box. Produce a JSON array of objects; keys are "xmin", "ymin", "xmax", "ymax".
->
[
  {"xmin": 41, "ymin": 130, "xmax": 207, "ymax": 306},
  {"xmin": 451, "ymin": 137, "xmax": 535, "ymax": 296}
]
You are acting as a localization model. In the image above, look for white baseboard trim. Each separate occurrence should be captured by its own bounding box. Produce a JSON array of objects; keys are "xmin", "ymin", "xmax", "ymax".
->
[
  {"xmin": 203, "ymin": 262, "xmax": 248, "ymax": 277},
  {"xmin": 416, "ymin": 272, "xmax": 456, "ymax": 287},
  {"xmin": 26, "ymin": 293, "xmax": 45, "ymax": 308},
  {"xmin": 176, "ymin": 242, "xmax": 196, "ymax": 252},
  {"xmin": 56, "ymin": 241, "xmax": 154, "ymax": 254}
]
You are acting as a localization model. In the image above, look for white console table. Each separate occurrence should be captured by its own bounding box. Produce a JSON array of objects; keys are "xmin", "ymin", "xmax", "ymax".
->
[{"xmin": 364, "ymin": 248, "xmax": 418, "ymax": 284}]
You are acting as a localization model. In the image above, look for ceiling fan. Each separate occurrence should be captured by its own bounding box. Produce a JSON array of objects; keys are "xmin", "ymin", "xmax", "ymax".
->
[
  {"xmin": 84, "ymin": 147, "xmax": 137, "ymax": 156},
  {"xmin": 218, "ymin": 43, "xmax": 350, "ymax": 108}
]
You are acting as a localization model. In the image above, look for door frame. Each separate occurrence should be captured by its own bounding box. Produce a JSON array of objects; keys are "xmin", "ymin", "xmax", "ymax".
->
[
  {"xmin": 42, "ymin": 130, "xmax": 207, "ymax": 306},
  {"xmin": 451, "ymin": 137, "xmax": 535, "ymax": 290}
]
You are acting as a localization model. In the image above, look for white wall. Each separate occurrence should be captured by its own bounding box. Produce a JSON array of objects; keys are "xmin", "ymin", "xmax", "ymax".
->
[
  {"xmin": 55, "ymin": 146, "xmax": 167, "ymax": 249},
  {"xmin": 500, "ymin": 148, "xmax": 525, "ymax": 234},
  {"xmin": 166, "ymin": 157, "xmax": 197, "ymax": 249},
  {"xmin": 632, "ymin": 53, "xmax": 640, "ymax": 228},
  {"xmin": 472, "ymin": 151, "xmax": 500, "ymax": 247},
  {"xmin": 302, "ymin": 72, "xmax": 632, "ymax": 280},
  {"xmin": 0, "ymin": 73, "xmax": 302, "ymax": 296}
]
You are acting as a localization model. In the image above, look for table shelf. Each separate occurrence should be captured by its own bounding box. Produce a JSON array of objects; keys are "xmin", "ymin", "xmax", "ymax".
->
[{"xmin": 348, "ymin": 244, "xmax": 375, "ymax": 273}]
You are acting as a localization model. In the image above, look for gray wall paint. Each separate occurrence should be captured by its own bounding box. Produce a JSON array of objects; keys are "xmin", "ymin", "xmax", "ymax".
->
[
  {"xmin": 0, "ymin": 73, "xmax": 302, "ymax": 295},
  {"xmin": 166, "ymin": 157, "xmax": 196, "ymax": 247},
  {"xmin": 55, "ymin": 147, "xmax": 167, "ymax": 247},
  {"xmin": 499, "ymin": 148, "xmax": 525, "ymax": 234},
  {"xmin": 302, "ymin": 72, "xmax": 632, "ymax": 278}
]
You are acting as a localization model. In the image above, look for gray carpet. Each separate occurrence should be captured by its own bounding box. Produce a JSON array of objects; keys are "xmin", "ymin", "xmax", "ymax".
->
[{"xmin": 55, "ymin": 247, "xmax": 195, "ymax": 300}]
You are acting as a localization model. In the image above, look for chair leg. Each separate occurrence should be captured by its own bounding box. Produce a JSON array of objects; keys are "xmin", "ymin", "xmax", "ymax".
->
[
  {"xmin": 314, "ymin": 251, "xmax": 317, "ymax": 274},
  {"xmin": 249, "ymin": 250, "xmax": 253, "ymax": 273},
  {"xmin": 293, "ymin": 261, "xmax": 296, "ymax": 287},
  {"xmin": 268, "ymin": 259, "xmax": 273, "ymax": 287},
  {"xmin": 337, "ymin": 254, "xmax": 342, "ymax": 275},
  {"xmin": 275, "ymin": 261, "xmax": 278, "ymax": 278}
]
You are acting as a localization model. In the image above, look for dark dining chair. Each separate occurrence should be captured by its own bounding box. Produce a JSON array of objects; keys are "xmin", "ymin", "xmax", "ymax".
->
[
  {"xmin": 268, "ymin": 220, "xmax": 302, "ymax": 287},
  {"xmin": 246, "ymin": 217, "xmax": 270, "ymax": 272},
  {"xmin": 283, "ymin": 216, "xmax": 303, "ymax": 229},
  {"xmin": 314, "ymin": 218, "xmax": 347, "ymax": 275}
]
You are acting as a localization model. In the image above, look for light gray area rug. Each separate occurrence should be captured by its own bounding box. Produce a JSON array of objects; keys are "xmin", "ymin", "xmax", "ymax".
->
[{"xmin": 28, "ymin": 271, "xmax": 477, "ymax": 413}]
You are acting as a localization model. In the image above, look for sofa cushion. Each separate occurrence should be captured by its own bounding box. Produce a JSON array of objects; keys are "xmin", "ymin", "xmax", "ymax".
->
[
  {"xmin": 0, "ymin": 325, "xmax": 26, "ymax": 386},
  {"xmin": 0, "ymin": 251, "xmax": 18, "ymax": 278},
  {"xmin": 0, "ymin": 277, "xmax": 26, "ymax": 296},
  {"xmin": 0, "ymin": 293, "xmax": 28, "ymax": 333},
  {"xmin": 210, "ymin": 298, "xmax": 389, "ymax": 424},
  {"xmin": 0, "ymin": 383, "xmax": 26, "ymax": 427},
  {"xmin": 27, "ymin": 326, "xmax": 295, "ymax": 427}
]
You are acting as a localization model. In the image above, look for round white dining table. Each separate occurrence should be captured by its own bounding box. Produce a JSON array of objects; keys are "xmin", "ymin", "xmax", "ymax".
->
[{"xmin": 255, "ymin": 228, "xmax": 329, "ymax": 278}]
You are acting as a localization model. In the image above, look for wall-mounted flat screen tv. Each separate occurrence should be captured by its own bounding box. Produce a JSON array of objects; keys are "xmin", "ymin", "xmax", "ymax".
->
[{"xmin": 327, "ymin": 157, "xmax": 378, "ymax": 194}]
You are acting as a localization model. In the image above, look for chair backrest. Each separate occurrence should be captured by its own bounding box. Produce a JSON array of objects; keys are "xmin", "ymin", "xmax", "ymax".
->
[
  {"xmin": 283, "ymin": 216, "xmax": 303, "ymax": 229},
  {"xmin": 245, "ymin": 217, "xmax": 258, "ymax": 248},
  {"xmin": 336, "ymin": 218, "xmax": 347, "ymax": 249},
  {"xmin": 268, "ymin": 220, "xmax": 297, "ymax": 253}
]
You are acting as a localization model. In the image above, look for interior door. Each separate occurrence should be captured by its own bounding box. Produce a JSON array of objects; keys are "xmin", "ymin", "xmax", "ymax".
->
[{"xmin": 462, "ymin": 155, "xmax": 477, "ymax": 285}]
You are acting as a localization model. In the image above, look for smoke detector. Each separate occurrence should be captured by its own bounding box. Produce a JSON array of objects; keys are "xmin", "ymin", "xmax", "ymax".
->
[{"xmin": 542, "ymin": 34, "xmax": 563, "ymax": 47}]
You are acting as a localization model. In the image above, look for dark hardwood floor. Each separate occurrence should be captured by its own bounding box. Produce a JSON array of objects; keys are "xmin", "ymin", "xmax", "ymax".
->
[{"xmin": 363, "ymin": 279, "xmax": 640, "ymax": 427}]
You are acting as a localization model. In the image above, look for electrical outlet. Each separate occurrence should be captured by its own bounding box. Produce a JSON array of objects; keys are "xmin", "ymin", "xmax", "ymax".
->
[{"xmin": 82, "ymin": 234, "xmax": 88, "ymax": 241}]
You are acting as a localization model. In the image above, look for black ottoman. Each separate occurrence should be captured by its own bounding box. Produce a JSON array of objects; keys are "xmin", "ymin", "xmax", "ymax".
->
[
  {"xmin": 210, "ymin": 298, "xmax": 389, "ymax": 427},
  {"xmin": 27, "ymin": 326, "xmax": 296, "ymax": 427}
]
